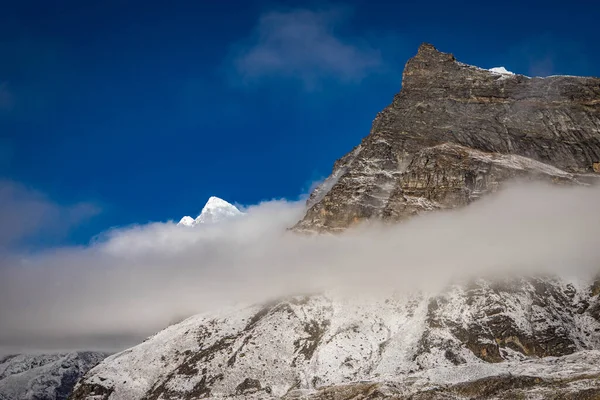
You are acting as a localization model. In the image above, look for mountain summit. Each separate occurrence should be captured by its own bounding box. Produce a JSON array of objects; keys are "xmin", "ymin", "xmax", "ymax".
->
[
  {"xmin": 293, "ymin": 43, "xmax": 600, "ymax": 232},
  {"xmin": 178, "ymin": 196, "xmax": 242, "ymax": 226}
]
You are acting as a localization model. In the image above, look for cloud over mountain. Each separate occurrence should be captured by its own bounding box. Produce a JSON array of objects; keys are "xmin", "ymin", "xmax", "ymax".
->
[{"xmin": 0, "ymin": 182, "xmax": 598, "ymax": 354}]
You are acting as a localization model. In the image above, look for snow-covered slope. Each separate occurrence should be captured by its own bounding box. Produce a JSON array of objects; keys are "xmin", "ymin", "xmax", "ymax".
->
[
  {"xmin": 0, "ymin": 352, "xmax": 107, "ymax": 400},
  {"xmin": 72, "ymin": 276, "xmax": 600, "ymax": 399},
  {"xmin": 178, "ymin": 196, "xmax": 242, "ymax": 227}
]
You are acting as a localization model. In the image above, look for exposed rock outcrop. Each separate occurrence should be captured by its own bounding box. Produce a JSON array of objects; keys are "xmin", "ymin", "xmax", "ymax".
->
[{"xmin": 294, "ymin": 43, "xmax": 600, "ymax": 232}]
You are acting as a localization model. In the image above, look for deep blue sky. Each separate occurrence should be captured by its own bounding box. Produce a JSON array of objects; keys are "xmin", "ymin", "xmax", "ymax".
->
[{"xmin": 1, "ymin": 0, "xmax": 599, "ymax": 246}]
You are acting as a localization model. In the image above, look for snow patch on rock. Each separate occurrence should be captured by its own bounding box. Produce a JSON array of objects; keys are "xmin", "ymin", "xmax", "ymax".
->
[{"xmin": 489, "ymin": 66, "xmax": 514, "ymax": 75}]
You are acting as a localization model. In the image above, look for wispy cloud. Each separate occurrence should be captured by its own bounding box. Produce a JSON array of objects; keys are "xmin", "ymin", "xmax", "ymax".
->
[
  {"xmin": 232, "ymin": 7, "xmax": 383, "ymax": 88},
  {"xmin": 0, "ymin": 183, "xmax": 598, "ymax": 353},
  {"xmin": 0, "ymin": 180, "xmax": 100, "ymax": 250}
]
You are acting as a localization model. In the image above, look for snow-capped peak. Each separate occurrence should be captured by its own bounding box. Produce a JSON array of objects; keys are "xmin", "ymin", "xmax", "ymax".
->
[
  {"xmin": 178, "ymin": 216, "xmax": 195, "ymax": 226},
  {"xmin": 177, "ymin": 196, "xmax": 242, "ymax": 226},
  {"xmin": 201, "ymin": 196, "xmax": 238, "ymax": 213},
  {"xmin": 195, "ymin": 196, "xmax": 242, "ymax": 224}
]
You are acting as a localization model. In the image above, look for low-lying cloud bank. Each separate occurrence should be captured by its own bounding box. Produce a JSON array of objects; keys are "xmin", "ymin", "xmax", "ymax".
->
[{"xmin": 1, "ymin": 182, "xmax": 599, "ymax": 354}]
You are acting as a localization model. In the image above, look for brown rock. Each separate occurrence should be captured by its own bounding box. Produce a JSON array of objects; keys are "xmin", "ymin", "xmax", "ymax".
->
[{"xmin": 294, "ymin": 43, "xmax": 600, "ymax": 232}]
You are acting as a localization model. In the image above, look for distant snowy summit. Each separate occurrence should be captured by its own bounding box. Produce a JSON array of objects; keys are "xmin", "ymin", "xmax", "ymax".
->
[
  {"xmin": 178, "ymin": 196, "xmax": 242, "ymax": 226},
  {"xmin": 0, "ymin": 352, "xmax": 108, "ymax": 400}
]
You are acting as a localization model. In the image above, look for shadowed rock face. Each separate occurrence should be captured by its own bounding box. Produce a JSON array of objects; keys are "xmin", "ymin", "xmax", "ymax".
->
[{"xmin": 294, "ymin": 43, "xmax": 600, "ymax": 232}]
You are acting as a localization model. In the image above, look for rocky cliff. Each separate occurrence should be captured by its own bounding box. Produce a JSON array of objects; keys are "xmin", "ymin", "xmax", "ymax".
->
[{"xmin": 294, "ymin": 43, "xmax": 600, "ymax": 232}]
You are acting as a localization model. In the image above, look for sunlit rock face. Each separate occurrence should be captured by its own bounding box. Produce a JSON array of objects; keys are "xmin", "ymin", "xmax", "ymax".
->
[{"xmin": 293, "ymin": 43, "xmax": 600, "ymax": 232}]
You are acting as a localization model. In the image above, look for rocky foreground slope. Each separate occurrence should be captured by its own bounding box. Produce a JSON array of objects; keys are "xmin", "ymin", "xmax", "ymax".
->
[
  {"xmin": 71, "ymin": 44, "xmax": 600, "ymax": 399},
  {"xmin": 70, "ymin": 278, "xmax": 600, "ymax": 400},
  {"xmin": 0, "ymin": 352, "xmax": 107, "ymax": 400}
]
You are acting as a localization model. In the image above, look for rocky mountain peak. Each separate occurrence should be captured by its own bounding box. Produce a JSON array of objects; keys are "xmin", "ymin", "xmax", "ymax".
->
[
  {"xmin": 293, "ymin": 43, "xmax": 600, "ymax": 232},
  {"xmin": 405, "ymin": 42, "xmax": 456, "ymax": 71},
  {"xmin": 401, "ymin": 43, "xmax": 465, "ymax": 90}
]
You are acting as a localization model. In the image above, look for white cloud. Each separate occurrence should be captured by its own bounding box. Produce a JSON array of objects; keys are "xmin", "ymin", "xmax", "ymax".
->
[
  {"xmin": 0, "ymin": 180, "xmax": 100, "ymax": 250},
  {"xmin": 232, "ymin": 7, "xmax": 383, "ymax": 88},
  {"xmin": 0, "ymin": 182, "xmax": 599, "ymax": 353}
]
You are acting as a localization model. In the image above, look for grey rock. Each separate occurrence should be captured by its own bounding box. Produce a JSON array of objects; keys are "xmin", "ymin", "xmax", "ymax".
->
[{"xmin": 294, "ymin": 43, "xmax": 600, "ymax": 232}]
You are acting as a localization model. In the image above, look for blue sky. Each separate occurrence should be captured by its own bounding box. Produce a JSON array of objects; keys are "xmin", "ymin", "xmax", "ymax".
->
[{"xmin": 1, "ymin": 0, "xmax": 599, "ymax": 248}]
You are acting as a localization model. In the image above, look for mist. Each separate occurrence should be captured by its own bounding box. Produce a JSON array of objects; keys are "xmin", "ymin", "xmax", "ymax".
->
[{"xmin": 1, "ymin": 182, "xmax": 599, "ymax": 354}]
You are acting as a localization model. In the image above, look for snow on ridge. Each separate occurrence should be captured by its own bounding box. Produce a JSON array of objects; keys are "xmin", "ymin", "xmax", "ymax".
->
[
  {"xmin": 455, "ymin": 60, "xmax": 529, "ymax": 79},
  {"xmin": 489, "ymin": 66, "xmax": 515, "ymax": 75},
  {"xmin": 488, "ymin": 66, "xmax": 517, "ymax": 81}
]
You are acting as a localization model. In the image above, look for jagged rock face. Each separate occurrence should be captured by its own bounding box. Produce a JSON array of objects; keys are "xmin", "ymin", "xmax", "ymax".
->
[
  {"xmin": 71, "ymin": 276, "xmax": 600, "ymax": 399},
  {"xmin": 294, "ymin": 43, "xmax": 600, "ymax": 232},
  {"xmin": 0, "ymin": 352, "xmax": 107, "ymax": 400},
  {"xmin": 419, "ymin": 277, "xmax": 600, "ymax": 365}
]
